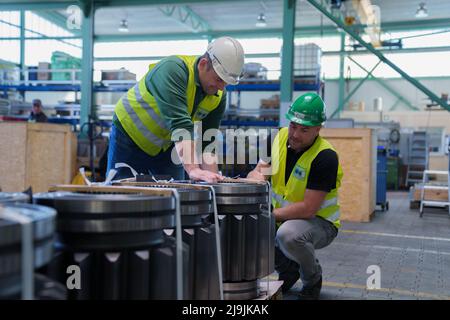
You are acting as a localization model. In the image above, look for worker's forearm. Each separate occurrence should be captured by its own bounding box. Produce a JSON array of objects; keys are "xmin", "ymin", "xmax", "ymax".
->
[
  {"xmin": 273, "ymin": 202, "xmax": 315, "ymax": 222},
  {"xmin": 200, "ymin": 152, "xmax": 219, "ymax": 173},
  {"xmin": 175, "ymin": 140, "xmax": 201, "ymax": 175}
]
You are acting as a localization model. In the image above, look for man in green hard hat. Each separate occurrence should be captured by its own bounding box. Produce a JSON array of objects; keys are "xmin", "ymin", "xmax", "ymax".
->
[{"xmin": 247, "ymin": 92, "xmax": 343, "ymax": 300}]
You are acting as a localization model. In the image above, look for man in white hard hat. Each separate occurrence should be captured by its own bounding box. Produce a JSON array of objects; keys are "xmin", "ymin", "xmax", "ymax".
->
[{"xmin": 107, "ymin": 37, "xmax": 245, "ymax": 182}]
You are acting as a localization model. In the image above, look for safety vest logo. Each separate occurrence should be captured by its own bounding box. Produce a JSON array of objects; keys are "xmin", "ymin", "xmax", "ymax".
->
[
  {"xmin": 195, "ymin": 107, "xmax": 210, "ymax": 120},
  {"xmin": 293, "ymin": 164, "xmax": 306, "ymax": 180}
]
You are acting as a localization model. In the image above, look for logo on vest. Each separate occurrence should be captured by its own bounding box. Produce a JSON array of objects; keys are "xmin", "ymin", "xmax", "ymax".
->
[
  {"xmin": 293, "ymin": 164, "xmax": 306, "ymax": 180},
  {"xmin": 195, "ymin": 108, "xmax": 209, "ymax": 120}
]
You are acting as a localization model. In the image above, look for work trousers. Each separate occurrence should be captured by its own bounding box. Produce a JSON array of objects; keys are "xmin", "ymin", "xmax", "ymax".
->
[{"xmin": 275, "ymin": 216, "xmax": 338, "ymax": 288}]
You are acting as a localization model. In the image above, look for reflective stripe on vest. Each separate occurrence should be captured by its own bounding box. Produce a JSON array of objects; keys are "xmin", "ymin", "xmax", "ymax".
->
[
  {"xmin": 272, "ymin": 190, "xmax": 341, "ymax": 225},
  {"xmin": 270, "ymin": 127, "xmax": 344, "ymax": 229},
  {"xmin": 114, "ymin": 55, "xmax": 223, "ymax": 156}
]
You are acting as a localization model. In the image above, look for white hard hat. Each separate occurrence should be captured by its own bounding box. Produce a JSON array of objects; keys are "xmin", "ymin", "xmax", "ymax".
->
[{"xmin": 207, "ymin": 37, "xmax": 245, "ymax": 85}]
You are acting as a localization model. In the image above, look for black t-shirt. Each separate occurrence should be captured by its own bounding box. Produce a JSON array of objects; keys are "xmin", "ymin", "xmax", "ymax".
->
[
  {"xmin": 268, "ymin": 135, "xmax": 339, "ymax": 192},
  {"xmin": 285, "ymin": 146, "xmax": 338, "ymax": 192}
]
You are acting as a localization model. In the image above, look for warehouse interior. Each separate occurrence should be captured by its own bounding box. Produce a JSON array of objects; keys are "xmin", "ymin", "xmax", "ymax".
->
[{"xmin": 0, "ymin": 0, "xmax": 449, "ymax": 302}]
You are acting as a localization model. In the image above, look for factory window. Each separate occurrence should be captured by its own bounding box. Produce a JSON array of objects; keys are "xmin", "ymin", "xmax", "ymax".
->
[
  {"xmin": 25, "ymin": 11, "xmax": 75, "ymax": 37},
  {"xmin": 0, "ymin": 11, "xmax": 20, "ymax": 37},
  {"xmin": 94, "ymin": 40, "xmax": 208, "ymax": 60}
]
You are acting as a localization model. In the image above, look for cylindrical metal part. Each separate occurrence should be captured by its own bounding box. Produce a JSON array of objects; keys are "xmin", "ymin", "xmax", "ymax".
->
[
  {"xmin": 199, "ymin": 181, "xmax": 275, "ymax": 300},
  {"xmin": 33, "ymin": 191, "xmax": 177, "ymax": 299},
  {"xmin": 0, "ymin": 203, "xmax": 56, "ymax": 299},
  {"xmin": 114, "ymin": 182, "xmax": 221, "ymax": 300}
]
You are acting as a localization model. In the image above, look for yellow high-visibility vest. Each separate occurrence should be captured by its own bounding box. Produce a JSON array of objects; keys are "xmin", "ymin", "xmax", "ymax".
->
[
  {"xmin": 114, "ymin": 55, "xmax": 223, "ymax": 156},
  {"xmin": 271, "ymin": 128, "xmax": 343, "ymax": 228}
]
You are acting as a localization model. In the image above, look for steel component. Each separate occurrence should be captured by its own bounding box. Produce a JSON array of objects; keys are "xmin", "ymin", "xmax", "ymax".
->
[
  {"xmin": 0, "ymin": 192, "xmax": 29, "ymax": 204},
  {"xmin": 223, "ymin": 280, "xmax": 259, "ymax": 300},
  {"xmin": 0, "ymin": 203, "xmax": 56, "ymax": 299}
]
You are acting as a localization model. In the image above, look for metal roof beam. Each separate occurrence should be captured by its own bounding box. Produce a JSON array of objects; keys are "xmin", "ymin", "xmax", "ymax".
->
[
  {"xmin": 323, "ymin": 45, "xmax": 450, "ymax": 56},
  {"xmin": 94, "ymin": 17, "xmax": 450, "ymax": 43},
  {"xmin": 158, "ymin": 5, "xmax": 210, "ymax": 33},
  {"xmin": 0, "ymin": 2, "xmax": 76, "ymax": 11},
  {"xmin": 94, "ymin": 0, "xmax": 248, "ymax": 8}
]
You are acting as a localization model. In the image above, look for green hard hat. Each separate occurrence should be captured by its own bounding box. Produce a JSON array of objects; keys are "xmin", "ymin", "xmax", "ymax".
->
[{"xmin": 286, "ymin": 92, "xmax": 327, "ymax": 126}]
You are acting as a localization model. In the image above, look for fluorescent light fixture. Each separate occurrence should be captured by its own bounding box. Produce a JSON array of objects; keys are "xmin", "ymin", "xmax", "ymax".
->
[
  {"xmin": 255, "ymin": 12, "xmax": 267, "ymax": 27},
  {"xmin": 415, "ymin": 2, "xmax": 428, "ymax": 18},
  {"xmin": 118, "ymin": 19, "xmax": 129, "ymax": 32}
]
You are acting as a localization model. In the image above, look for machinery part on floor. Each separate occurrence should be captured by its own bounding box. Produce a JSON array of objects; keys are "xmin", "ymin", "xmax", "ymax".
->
[
  {"xmin": 0, "ymin": 203, "xmax": 56, "ymax": 299},
  {"xmin": 33, "ymin": 191, "xmax": 178, "ymax": 299},
  {"xmin": 200, "ymin": 181, "xmax": 275, "ymax": 300},
  {"xmin": 114, "ymin": 181, "xmax": 221, "ymax": 300},
  {"xmin": 0, "ymin": 192, "xmax": 29, "ymax": 204}
]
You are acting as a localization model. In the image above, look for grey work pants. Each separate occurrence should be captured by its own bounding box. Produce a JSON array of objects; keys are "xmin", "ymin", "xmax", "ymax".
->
[{"xmin": 275, "ymin": 216, "xmax": 338, "ymax": 288}]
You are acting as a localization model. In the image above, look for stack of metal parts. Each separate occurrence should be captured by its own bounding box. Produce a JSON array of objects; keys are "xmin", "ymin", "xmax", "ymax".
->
[
  {"xmin": 201, "ymin": 181, "xmax": 275, "ymax": 300},
  {"xmin": 116, "ymin": 181, "xmax": 221, "ymax": 300},
  {"xmin": 0, "ymin": 199, "xmax": 56, "ymax": 299},
  {"xmin": 34, "ymin": 190, "xmax": 180, "ymax": 299}
]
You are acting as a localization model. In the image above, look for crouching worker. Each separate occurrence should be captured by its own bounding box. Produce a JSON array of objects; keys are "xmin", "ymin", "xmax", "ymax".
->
[{"xmin": 247, "ymin": 92, "xmax": 343, "ymax": 300}]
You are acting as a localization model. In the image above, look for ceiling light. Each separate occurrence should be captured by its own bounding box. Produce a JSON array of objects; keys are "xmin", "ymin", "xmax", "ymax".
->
[
  {"xmin": 415, "ymin": 2, "xmax": 428, "ymax": 18},
  {"xmin": 256, "ymin": 13, "xmax": 267, "ymax": 27},
  {"xmin": 118, "ymin": 19, "xmax": 129, "ymax": 32}
]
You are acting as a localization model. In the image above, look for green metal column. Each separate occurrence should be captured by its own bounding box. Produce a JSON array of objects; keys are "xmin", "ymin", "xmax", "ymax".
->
[
  {"xmin": 20, "ymin": 10, "xmax": 25, "ymax": 81},
  {"xmin": 80, "ymin": 1, "xmax": 94, "ymax": 128},
  {"xmin": 336, "ymin": 32, "xmax": 345, "ymax": 118},
  {"xmin": 306, "ymin": 0, "xmax": 450, "ymax": 111},
  {"xmin": 280, "ymin": 0, "xmax": 296, "ymax": 127}
]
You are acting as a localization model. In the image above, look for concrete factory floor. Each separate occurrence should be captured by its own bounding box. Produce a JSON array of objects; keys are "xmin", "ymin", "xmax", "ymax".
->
[{"xmin": 281, "ymin": 191, "xmax": 450, "ymax": 300}]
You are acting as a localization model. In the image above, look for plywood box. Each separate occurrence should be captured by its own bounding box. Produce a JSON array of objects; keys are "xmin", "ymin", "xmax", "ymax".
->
[
  {"xmin": 0, "ymin": 122, "xmax": 77, "ymax": 192},
  {"xmin": 412, "ymin": 184, "xmax": 448, "ymax": 202},
  {"xmin": 321, "ymin": 128, "xmax": 377, "ymax": 222}
]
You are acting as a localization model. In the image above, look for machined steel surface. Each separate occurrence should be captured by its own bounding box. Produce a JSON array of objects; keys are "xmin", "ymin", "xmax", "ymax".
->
[
  {"xmin": 0, "ymin": 203, "xmax": 56, "ymax": 298},
  {"xmin": 33, "ymin": 192, "xmax": 177, "ymax": 234},
  {"xmin": 0, "ymin": 192, "xmax": 29, "ymax": 204},
  {"xmin": 34, "ymin": 192, "xmax": 175, "ymax": 214},
  {"xmin": 223, "ymin": 280, "xmax": 259, "ymax": 300}
]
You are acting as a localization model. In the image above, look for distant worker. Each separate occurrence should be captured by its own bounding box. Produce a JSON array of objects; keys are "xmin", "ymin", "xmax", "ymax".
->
[
  {"xmin": 247, "ymin": 92, "xmax": 343, "ymax": 300},
  {"xmin": 107, "ymin": 37, "xmax": 245, "ymax": 182},
  {"xmin": 28, "ymin": 99, "xmax": 48, "ymax": 123}
]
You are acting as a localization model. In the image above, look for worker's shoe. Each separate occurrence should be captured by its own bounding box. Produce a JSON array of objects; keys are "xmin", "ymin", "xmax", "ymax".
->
[
  {"xmin": 279, "ymin": 271, "xmax": 300, "ymax": 293},
  {"xmin": 296, "ymin": 276, "xmax": 322, "ymax": 300}
]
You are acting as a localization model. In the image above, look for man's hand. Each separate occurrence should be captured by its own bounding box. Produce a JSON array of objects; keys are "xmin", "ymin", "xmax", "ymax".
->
[
  {"xmin": 246, "ymin": 169, "xmax": 266, "ymax": 181},
  {"xmin": 188, "ymin": 167, "xmax": 224, "ymax": 183},
  {"xmin": 246, "ymin": 159, "xmax": 271, "ymax": 181}
]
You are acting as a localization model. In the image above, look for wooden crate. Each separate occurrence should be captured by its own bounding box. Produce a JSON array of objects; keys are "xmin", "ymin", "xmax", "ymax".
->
[
  {"xmin": 412, "ymin": 184, "xmax": 449, "ymax": 202},
  {"xmin": 0, "ymin": 122, "xmax": 77, "ymax": 192},
  {"xmin": 321, "ymin": 128, "xmax": 377, "ymax": 222}
]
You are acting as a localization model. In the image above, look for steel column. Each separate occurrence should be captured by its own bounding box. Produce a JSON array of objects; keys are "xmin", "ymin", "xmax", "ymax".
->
[
  {"xmin": 80, "ymin": 1, "xmax": 94, "ymax": 129},
  {"xmin": 279, "ymin": 0, "xmax": 296, "ymax": 127},
  {"xmin": 336, "ymin": 32, "xmax": 345, "ymax": 119}
]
